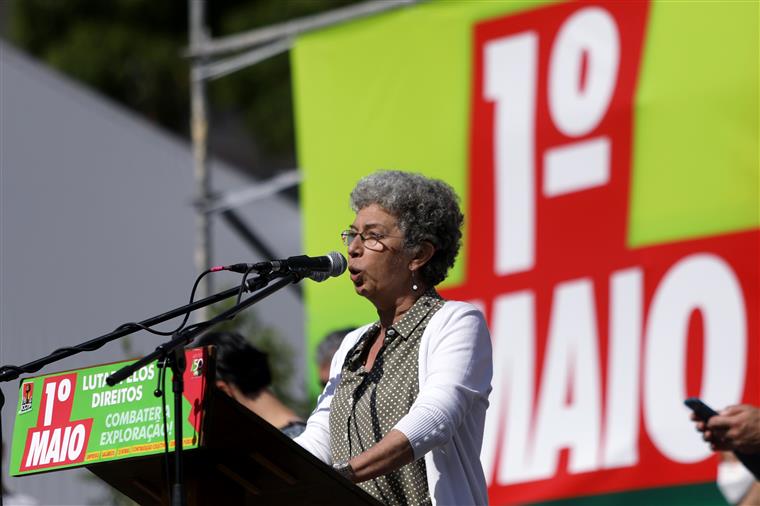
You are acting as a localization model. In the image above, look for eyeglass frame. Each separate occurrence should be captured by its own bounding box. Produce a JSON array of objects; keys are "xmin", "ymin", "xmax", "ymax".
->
[{"xmin": 340, "ymin": 229, "xmax": 404, "ymax": 251}]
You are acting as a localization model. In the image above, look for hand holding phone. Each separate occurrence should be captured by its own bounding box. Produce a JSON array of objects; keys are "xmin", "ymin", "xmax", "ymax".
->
[
  {"xmin": 684, "ymin": 397, "xmax": 719, "ymax": 422},
  {"xmin": 685, "ymin": 398, "xmax": 760, "ymax": 480}
]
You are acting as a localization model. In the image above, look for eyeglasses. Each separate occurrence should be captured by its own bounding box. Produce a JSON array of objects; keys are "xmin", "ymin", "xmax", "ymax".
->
[{"xmin": 340, "ymin": 230, "xmax": 403, "ymax": 251}]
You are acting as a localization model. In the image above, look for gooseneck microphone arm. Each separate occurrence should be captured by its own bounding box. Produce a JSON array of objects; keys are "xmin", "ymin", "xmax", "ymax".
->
[
  {"xmin": 0, "ymin": 274, "xmax": 271, "ymax": 384},
  {"xmin": 0, "ymin": 250, "xmax": 346, "ymax": 383}
]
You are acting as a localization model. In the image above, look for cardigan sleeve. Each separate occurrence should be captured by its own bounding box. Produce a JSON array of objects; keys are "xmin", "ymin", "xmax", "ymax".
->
[
  {"xmin": 294, "ymin": 325, "xmax": 369, "ymax": 464},
  {"xmin": 293, "ymin": 371, "xmax": 337, "ymax": 464},
  {"xmin": 392, "ymin": 302, "xmax": 493, "ymax": 459}
]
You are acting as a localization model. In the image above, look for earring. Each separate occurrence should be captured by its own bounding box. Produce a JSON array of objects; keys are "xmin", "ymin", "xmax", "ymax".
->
[{"xmin": 411, "ymin": 271, "xmax": 419, "ymax": 291}]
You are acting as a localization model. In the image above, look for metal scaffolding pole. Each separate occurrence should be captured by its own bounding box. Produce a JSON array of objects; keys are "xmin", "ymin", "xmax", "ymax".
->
[
  {"xmin": 185, "ymin": 0, "xmax": 417, "ymax": 59},
  {"xmin": 189, "ymin": 0, "xmax": 212, "ymax": 312},
  {"xmin": 185, "ymin": 0, "xmax": 421, "ymax": 314}
]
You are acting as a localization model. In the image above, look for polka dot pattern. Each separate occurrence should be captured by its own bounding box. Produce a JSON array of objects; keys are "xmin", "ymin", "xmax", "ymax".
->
[{"xmin": 329, "ymin": 289, "xmax": 445, "ymax": 506}]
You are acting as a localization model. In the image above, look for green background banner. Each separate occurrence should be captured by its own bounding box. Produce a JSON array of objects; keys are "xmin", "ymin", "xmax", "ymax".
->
[{"xmin": 292, "ymin": 0, "xmax": 757, "ymax": 391}]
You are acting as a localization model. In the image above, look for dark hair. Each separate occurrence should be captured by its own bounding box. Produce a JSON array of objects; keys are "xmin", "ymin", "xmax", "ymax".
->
[
  {"xmin": 195, "ymin": 331, "xmax": 271, "ymax": 396},
  {"xmin": 316, "ymin": 327, "xmax": 353, "ymax": 366},
  {"xmin": 350, "ymin": 170, "xmax": 464, "ymax": 286}
]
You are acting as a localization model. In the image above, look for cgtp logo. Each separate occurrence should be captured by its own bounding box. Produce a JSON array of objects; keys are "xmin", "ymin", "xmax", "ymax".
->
[
  {"xmin": 440, "ymin": 1, "xmax": 758, "ymax": 503},
  {"xmin": 19, "ymin": 382, "xmax": 34, "ymax": 414}
]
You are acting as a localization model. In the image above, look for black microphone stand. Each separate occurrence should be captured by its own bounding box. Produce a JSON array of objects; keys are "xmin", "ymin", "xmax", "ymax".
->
[
  {"xmin": 0, "ymin": 275, "xmax": 278, "ymax": 385},
  {"xmin": 106, "ymin": 272, "xmax": 300, "ymax": 506},
  {"xmin": 0, "ymin": 270, "xmax": 286, "ymax": 502}
]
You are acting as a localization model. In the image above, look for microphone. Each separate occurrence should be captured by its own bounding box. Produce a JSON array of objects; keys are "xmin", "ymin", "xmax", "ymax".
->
[{"xmin": 212, "ymin": 251, "xmax": 347, "ymax": 282}]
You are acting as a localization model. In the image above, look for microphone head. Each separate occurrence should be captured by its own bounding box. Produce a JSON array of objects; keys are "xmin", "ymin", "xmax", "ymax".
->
[{"xmin": 309, "ymin": 251, "xmax": 347, "ymax": 282}]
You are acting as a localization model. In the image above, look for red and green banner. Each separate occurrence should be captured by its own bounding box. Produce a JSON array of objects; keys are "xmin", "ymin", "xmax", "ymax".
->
[
  {"xmin": 10, "ymin": 348, "xmax": 209, "ymax": 476},
  {"xmin": 292, "ymin": 0, "xmax": 758, "ymax": 504}
]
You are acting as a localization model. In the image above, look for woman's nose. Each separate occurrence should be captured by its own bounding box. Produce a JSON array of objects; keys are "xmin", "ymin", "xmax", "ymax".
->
[{"xmin": 347, "ymin": 234, "xmax": 362, "ymax": 257}]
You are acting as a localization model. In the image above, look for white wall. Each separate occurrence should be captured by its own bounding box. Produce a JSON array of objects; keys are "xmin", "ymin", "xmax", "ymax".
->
[{"xmin": 1, "ymin": 41, "xmax": 309, "ymax": 505}]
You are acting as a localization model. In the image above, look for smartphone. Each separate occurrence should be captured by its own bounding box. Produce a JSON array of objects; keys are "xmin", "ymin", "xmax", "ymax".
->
[{"xmin": 684, "ymin": 397, "xmax": 719, "ymax": 422}]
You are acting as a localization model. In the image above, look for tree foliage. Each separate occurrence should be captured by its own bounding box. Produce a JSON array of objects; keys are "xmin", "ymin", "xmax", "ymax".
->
[
  {"xmin": 9, "ymin": 0, "xmax": 189, "ymax": 132},
  {"xmin": 8, "ymin": 0, "xmax": 360, "ymax": 171}
]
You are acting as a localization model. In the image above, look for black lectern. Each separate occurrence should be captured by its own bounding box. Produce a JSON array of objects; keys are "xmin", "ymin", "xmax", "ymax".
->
[{"xmin": 87, "ymin": 351, "xmax": 381, "ymax": 506}]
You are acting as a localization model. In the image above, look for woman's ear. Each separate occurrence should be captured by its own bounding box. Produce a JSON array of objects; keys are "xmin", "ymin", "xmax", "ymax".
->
[{"xmin": 409, "ymin": 241, "xmax": 435, "ymax": 272}]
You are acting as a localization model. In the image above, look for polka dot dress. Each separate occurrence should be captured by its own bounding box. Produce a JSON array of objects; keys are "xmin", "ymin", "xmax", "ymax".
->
[{"xmin": 330, "ymin": 289, "xmax": 445, "ymax": 506}]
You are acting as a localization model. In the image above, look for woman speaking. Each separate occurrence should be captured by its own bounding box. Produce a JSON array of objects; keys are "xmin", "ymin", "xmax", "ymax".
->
[{"xmin": 296, "ymin": 170, "xmax": 492, "ymax": 506}]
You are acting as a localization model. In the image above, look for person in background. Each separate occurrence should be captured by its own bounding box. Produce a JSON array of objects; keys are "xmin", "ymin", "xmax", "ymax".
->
[
  {"xmin": 295, "ymin": 170, "xmax": 492, "ymax": 506},
  {"xmin": 716, "ymin": 453, "xmax": 760, "ymax": 505},
  {"xmin": 691, "ymin": 404, "xmax": 760, "ymax": 505},
  {"xmin": 316, "ymin": 328, "xmax": 354, "ymax": 387},
  {"xmin": 693, "ymin": 404, "xmax": 760, "ymax": 456},
  {"xmin": 195, "ymin": 331, "xmax": 306, "ymax": 438}
]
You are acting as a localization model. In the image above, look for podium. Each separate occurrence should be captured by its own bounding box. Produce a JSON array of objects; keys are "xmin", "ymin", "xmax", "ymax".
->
[
  {"xmin": 9, "ymin": 349, "xmax": 380, "ymax": 505},
  {"xmin": 87, "ymin": 382, "xmax": 381, "ymax": 505}
]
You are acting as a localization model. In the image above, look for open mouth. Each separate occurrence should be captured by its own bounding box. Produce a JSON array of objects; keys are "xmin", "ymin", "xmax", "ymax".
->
[{"xmin": 348, "ymin": 267, "xmax": 363, "ymax": 285}]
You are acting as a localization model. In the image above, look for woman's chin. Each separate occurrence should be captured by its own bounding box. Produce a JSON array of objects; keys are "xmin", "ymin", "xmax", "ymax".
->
[{"xmin": 353, "ymin": 283, "xmax": 371, "ymax": 298}]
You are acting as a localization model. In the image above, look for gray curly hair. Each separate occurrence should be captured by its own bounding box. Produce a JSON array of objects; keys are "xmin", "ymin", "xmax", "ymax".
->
[{"xmin": 350, "ymin": 170, "xmax": 464, "ymax": 286}]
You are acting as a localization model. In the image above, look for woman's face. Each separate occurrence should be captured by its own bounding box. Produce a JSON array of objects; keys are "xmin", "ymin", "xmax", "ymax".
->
[{"xmin": 346, "ymin": 204, "xmax": 415, "ymax": 307}]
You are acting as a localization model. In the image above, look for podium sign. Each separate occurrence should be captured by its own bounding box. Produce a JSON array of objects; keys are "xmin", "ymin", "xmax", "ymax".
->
[{"xmin": 10, "ymin": 347, "xmax": 209, "ymax": 476}]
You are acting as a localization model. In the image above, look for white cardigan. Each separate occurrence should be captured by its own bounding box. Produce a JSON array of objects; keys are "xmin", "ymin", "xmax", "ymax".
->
[{"xmin": 295, "ymin": 301, "xmax": 493, "ymax": 505}]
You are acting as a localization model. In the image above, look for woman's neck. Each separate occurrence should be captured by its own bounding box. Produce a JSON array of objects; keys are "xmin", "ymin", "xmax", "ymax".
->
[{"xmin": 375, "ymin": 286, "xmax": 427, "ymax": 329}]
